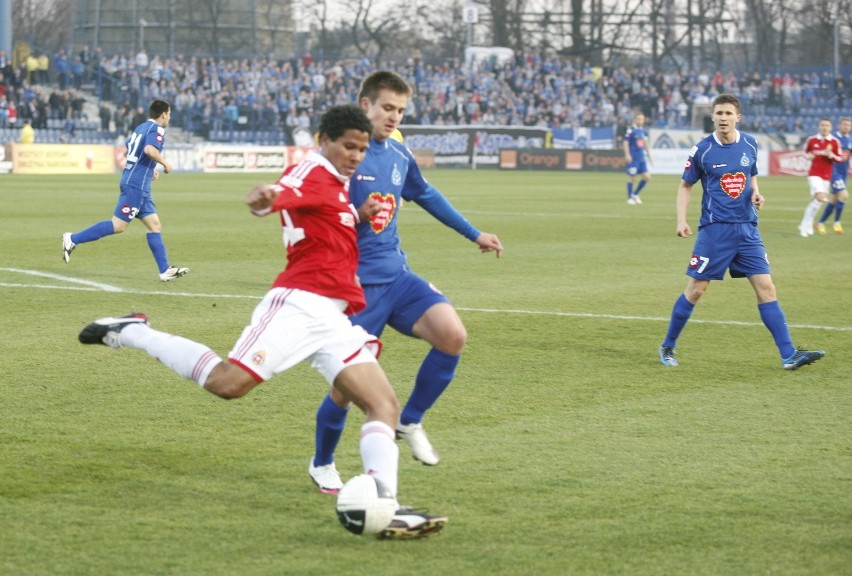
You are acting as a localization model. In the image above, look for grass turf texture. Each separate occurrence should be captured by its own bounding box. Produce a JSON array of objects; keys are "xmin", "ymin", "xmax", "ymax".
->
[{"xmin": 1, "ymin": 170, "xmax": 849, "ymax": 575}]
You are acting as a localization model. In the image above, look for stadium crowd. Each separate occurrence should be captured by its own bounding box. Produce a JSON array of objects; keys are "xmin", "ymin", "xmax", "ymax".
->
[{"xmin": 1, "ymin": 46, "xmax": 850, "ymax": 144}]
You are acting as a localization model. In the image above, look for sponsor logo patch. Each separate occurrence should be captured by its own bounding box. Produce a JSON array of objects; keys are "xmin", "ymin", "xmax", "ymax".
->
[
  {"xmin": 368, "ymin": 192, "xmax": 396, "ymax": 234},
  {"xmin": 720, "ymin": 171, "xmax": 746, "ymax": 199}
]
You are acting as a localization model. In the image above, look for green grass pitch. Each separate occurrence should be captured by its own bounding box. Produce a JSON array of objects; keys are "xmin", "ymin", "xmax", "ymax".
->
[{"xmin": 1, "ymin": 169, "xmax": 849, "ymax": 575}]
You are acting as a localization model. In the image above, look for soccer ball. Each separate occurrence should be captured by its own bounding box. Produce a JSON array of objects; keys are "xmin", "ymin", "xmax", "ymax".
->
[{"xmin": 335, "ymin": 474, "xmax": 397, "ymax": 536}]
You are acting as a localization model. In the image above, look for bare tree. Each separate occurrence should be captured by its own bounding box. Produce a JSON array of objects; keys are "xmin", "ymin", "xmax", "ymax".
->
[
  {"xmin": 12, "ymin": 0, "xmax": 72, "ymax": 55},
  {"xmin": 414, "ymin": 0, "xmax": 471, "ymax": 59},
  {"xmin": 338, "ymin": 0, "xmax": 410, "ymax": 61}
]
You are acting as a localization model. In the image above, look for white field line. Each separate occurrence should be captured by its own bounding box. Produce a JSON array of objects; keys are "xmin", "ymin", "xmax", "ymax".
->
[{"xmin": 2, "ymin": 268, "xmax": 850, "ymax": 332}]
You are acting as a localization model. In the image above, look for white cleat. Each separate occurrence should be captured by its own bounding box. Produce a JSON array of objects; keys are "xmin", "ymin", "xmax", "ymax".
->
[
  {"xmin": 62, "ymin": 232, "xmax": 75, "ymax": 263},
  {"xmin": 396, "ymin": 422, "xmax": 440, "ymax": 465},
  {"xmin": 160, "ymin": 266, "xmax": 190, "ymax": 282},
  {"xmin": 308, "ymin": 460, "xmax": 344, "ymax": 495}
]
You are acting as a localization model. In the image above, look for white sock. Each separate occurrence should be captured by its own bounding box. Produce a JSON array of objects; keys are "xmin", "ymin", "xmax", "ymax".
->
[
  {"xmin": 802, "ymin": 199, "xmax": 822, "ymax": 227},
  {"xmin": 359, "ymin": 420, "xmax": 399, "ymax": 498},
  {"xmin": 120, "ymin": 323, "xmax": 222, "ymax": 387}
]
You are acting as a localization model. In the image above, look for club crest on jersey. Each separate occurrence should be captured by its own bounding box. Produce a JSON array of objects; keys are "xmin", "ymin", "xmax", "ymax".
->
[
  {"xmin": 368, "ymin": 192, "xmax": 396, "ymax": 234},
  {"xmin": 720, "ymin": 172, "xmax": 746, "ymax": 199},
  {"xmin": 252, "ymin": 350, "xmax": 266, "ymax": 365},
  {"xmin": 391, "ymin": 164, "xmax": 402, "ymax": 186},
  {"xmin": 740, "ymin": 152, "xmax": 750, "ymax": 167}
]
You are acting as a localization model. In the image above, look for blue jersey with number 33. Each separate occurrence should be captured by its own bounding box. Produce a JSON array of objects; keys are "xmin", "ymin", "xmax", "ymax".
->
[{"xmin": 120, "ymin": 119, "xmax": 165, "ymax": 191}]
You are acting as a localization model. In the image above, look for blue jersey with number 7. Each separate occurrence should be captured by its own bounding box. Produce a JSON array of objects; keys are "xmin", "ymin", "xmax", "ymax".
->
[{"xmin": 120, "ymin": 119, "xmax": 165, "ymax": 191}]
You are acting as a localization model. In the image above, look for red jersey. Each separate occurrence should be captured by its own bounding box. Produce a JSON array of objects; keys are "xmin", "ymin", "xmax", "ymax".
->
[
  {"xmin": 805, "ymin": 134, "xmax": 840, "ymax": 180},
  {"xmin": 267, "ymin": 151, "xmax": 365, "ymax": 314}
]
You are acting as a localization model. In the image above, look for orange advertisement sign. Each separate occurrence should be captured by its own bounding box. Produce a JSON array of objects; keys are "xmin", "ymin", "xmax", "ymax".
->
[{"xmin": 10, "ymin": 144, "xmax": 117, "ymax": 175}]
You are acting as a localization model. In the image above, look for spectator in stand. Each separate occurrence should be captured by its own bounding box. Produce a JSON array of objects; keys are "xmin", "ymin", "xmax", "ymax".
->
[
  {"xmin": 0, "ymin": 50, "xmax": 11, "ymax": 83},
  {"xmin": 6, "ymin": 100, "xmax": 17, "ymax": 129},
  {"xmin": 54, "ymin": 49, "xmax": 70, "ymax": 90},
  {"xmin": 60, "ymin": 116, "xmax": 76, "ymax": 142},
  {"xmin": 19, "ymin": 119, "xmax": 35, "ymax": 144},
  {"xmin": 37, "ymin": 53, "xmax": 50, "ymax": 85},
  {"xmin": 114, "ymin": 103, "xmax": 130, "ymax": 136},
  {"xmin": 99, "ymin": 102, "xmax": 113, "ymax": 132},
  {"xmin": 26, "ymin": 53, "xmax": 38, "ymax": 85}
]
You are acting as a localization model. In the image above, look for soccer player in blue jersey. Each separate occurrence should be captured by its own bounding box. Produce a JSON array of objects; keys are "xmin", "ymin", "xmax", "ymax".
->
[
  {"xmin": 623, "ymin": 111, "xmax": 652, "ymax": 205},
  {"xmin": 308, "ymin": 70, "xmax": 504, "ymax": 493},
  {"xmin": 659, "ymin": 93, "xmax": 824, "ymax": 370},
  {"xmin": 62, "ymin": 99, "xmax": 189, "ymax": 282},
  {"xmin": 815, "ymin": 116, "xmax": 850, "ymax": 235}
]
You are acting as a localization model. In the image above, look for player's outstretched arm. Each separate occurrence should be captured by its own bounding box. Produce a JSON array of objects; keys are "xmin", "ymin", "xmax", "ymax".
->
[
  {"xmin": 245, "ymin": 184, "xmax": 280, "ymax": 215},
  {"xmin": 475, "ymin": 232, "xmax": 503, "ymax": 258}
]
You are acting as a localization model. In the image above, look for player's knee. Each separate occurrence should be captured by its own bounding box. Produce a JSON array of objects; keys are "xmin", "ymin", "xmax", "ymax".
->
[
  {"xmin": 372, "ymin": 394, "xmax": 400, "ymax": 424},
  {"xmin": 433, "ymin": 324, "xmax": 467, "ymax": 355},
  {"xmin": 445, "ymin": 326, "xmax": 467, "ymax": 355},
  {"xmin": 203, "ymin": 371, "xmax": 253, "ymax": 400},
  {"xmin": 685, "ymin": 285, "xmax": 706, "ymax": 302},
  {"xmin": 329, "ymin": 385, "xmax": 352, "ymax": 408}
]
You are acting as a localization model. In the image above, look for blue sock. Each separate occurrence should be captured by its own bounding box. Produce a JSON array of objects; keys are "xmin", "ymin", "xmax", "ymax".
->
[
  {"xmin": 313, "ymin": 394, "xmax": 349, "ymax": 467},
  {"xmin": 71, "ymin": 220, "xmax": 115, "ymax": 245},
  {"xmin": 834, "ymin": 200, "xmax": 845, "ymax": 221},
  {"xmin": 634, "ymin": 179, "xmax": 647, "ymax": 195},
  {"xmin": 819, "ymin": 203, "xmax": 835, "ymax": 224},
  {"xmin": 758, "ymin": 301, "xmax": 795, "ymax": 359},
  {"xmin": 146, "ymin": 232, "xmax": 170, "ymax": 273},
  {"xmin": 662, "ymin": 293, "xmax": 695, "ymax": 348},
  {"xmin": 626, "ymin": 181, "xmax": 634, "ymax": 198},
  {"xmin": 400, "ymin": 349, "xmax": 460, "ymax": 425}
]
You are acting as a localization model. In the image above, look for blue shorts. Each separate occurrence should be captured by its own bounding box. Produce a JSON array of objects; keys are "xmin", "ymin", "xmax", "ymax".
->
[
  {"xmin": 686, "ymin": 222, "xmax": 770, "ymax": 280},
  {"xmin": 113, "ymin": 185, "xmax": 157, "ymax": 222},
  {"xmin": 831, "ymin": 174, "xmax": 847, "ymax": 193},
  {"xmin": 626, "ymin": 160, "xmax": 649, "ymax": 176},
  {"xmin": 350, "ymin": 270, "xmax": 449, "ymax": 338}
]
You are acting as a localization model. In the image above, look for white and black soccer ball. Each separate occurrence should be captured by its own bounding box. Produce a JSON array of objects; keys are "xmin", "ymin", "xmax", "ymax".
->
[{"xmin": 335, "ymin": 474, "xmax": 397, "ymax": 536}]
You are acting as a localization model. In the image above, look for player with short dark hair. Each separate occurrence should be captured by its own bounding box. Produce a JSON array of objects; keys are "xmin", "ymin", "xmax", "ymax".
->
[
  {"xmin": 308, "ymin": 71, "xmax": 504, "ymax": 493},
  {"xmin": 62, "ymin": 99, "xmax": 189, "ymax": 281},
  {"xmin": 77, "ymin": 104, "xmax": 446, "ymax": 539},
  {"xmin": 659, "ymin": 93, "xmax": 824, "ymax": 370}
]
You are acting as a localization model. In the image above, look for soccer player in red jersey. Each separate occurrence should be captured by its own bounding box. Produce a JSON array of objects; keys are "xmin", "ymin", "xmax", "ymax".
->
[
  {"xmin": 76, "ymin": 104, "xmax": 447, "ymax": 539},
  {"xmin": 799, "ymin": 118, "xmax": 842, "ymax": 237}
]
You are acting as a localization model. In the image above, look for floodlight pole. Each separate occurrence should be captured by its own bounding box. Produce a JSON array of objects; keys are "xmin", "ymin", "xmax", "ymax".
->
[{"xmin": 834, "ymin": 0, "xmax": 840, "ymax": 80}]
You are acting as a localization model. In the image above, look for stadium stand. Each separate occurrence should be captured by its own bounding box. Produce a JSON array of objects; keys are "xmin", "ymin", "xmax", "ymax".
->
[{"xmin": 1, "ymin": 47, "xmax": 850, "ymax": 146}]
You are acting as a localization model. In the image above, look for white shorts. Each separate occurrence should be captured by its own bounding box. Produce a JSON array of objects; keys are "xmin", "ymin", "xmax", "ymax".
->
[
  {"xmin": 808, "ymin": 175, "xmax": 829, "ymax": 196},
  {"xmin": 228, "ymin": 287, "xmax": 380, "ymax": 384}
]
